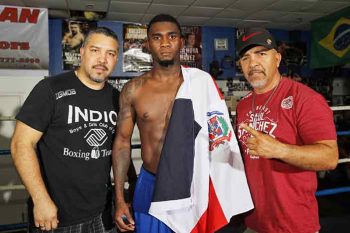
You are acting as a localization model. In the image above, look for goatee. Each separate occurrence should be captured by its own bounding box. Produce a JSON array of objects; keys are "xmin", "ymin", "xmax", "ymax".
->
[
  {"xmin": 159, "ymin": 60, "xmax": 175, "ymax": 67},
  {"xmin": 90, "ymin": 76, "xmax": 106, "ymax": 83}
]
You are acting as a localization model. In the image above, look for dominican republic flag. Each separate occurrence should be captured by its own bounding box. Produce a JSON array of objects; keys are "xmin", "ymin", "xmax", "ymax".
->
[{"xmin": 149, "ymin": 67, "xmax": 254, "ymax": 233}]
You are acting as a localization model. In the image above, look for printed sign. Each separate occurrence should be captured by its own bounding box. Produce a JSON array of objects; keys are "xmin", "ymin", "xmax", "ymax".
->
[{"xmin": 0, "ymin": 5, "xmax": 49, "ymax": 69}]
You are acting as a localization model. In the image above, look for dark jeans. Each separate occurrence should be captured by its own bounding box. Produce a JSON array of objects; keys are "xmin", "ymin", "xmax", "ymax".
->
[{"xmin": 29, "ymin": 213, "xmax": 115, "ymax": 233}]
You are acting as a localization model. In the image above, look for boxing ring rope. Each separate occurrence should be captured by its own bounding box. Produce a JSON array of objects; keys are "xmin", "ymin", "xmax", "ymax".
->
[
  {"xmin": 337, "ymin": 131, "xmax": 350, "ymax": 136},
  {"xmin": 1, "ymin": 151, "xmax": 349, "ymax": 192},
  {"xmin": 0, "ymin": 116, "xmax": 15, "ymax": 121},
  {"xmin": 0, "ymin": 150, "xmax": 10, "ymax": 156},
  {"xmin": 0, "ymin": 223, "xmax": 27, "ymax": 232},
  {"xmin": 230, "ymin": 105, "xmax": 350, "ymax": 117},
  {"xmin": 338, "ymin": 158, "xmax": 350, "ymax": 164},
  {"xmin": 0, "ymin": 105, "xmax": 350, "ymax": 232}
]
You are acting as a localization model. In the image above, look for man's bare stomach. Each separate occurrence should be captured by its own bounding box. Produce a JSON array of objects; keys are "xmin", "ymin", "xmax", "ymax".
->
[
  {"xmin": 140, "ymin": 146, "xmax": 162, "ymax": 174},
  {"xmin": 137, "ymin": 124, "xmax": 167, "ymax": 174}
]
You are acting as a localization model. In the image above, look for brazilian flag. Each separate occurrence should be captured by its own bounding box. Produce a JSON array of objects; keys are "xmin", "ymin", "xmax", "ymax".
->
[{"xmin": 311, "ymin": 6, "xmax": 350, "ymax": 68}]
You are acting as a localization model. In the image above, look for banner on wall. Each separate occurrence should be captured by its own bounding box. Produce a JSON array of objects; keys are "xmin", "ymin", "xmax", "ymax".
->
[
  {"xmin": 123, "ymin": 24, "xmax": 152, "ymax": 72},
  {"xmin": 62, "ymin": 20, "xmax": 96, "ymax": 70},
  {"xmin": 311, "ymin": 6, "xmax": 350, "ymax": 69},
  {"xmin": 180, "ymin": 26, "xmax": 202, "ymax": 68},
  {"xmin": 0, "ymin": 5, "xmax": 49, "ymax": 69}
]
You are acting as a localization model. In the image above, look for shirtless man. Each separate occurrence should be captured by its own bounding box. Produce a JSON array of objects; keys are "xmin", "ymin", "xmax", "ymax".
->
[
  {"xmin": 112, "ymin": 14, "xmax": 184, "ymax": 233},
  {"xmin": 62, "ymin": 21, "xmax": 85, "ymax": 51}
]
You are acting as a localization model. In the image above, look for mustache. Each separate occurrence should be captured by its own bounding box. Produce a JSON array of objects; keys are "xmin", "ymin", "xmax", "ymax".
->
[
  {"xmin": 93, "ymin": 64, "xmax": 108, "ymax": 71},
  {"xmin": 248, "ymin": 68, "xmax": 265, "ymax": 76}
]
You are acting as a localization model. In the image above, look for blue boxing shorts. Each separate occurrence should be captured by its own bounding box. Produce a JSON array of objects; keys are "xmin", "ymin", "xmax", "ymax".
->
[{"xmin": 133, "ymin": 166, "xmax": 174, "ymax": 233}]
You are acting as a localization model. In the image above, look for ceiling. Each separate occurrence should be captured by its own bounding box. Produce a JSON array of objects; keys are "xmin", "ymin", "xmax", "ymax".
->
[{"xmin": 1, "ymin": 0, "xmax": 350, "ymax": 30}]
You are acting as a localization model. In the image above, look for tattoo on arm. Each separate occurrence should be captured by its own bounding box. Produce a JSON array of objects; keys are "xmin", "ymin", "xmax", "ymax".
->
[
  {"xmin": 117, "ymin": 81, "xmax": 135, "ymax": 126},
  {"xmin": 117, "ymin": 77, "xmax": 146, "ymax": 126},
  {"xmin": 114, "ymin": 77, "xmax": 147, "ymax": 202},
  {"xmin": 114, "ymin": 148, "xmax": 131, "ymax": 198}
]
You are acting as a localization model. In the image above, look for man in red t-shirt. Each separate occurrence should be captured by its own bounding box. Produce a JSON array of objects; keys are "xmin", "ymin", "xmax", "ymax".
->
[{"xmin": 235, "ymin": 28, "xmax": 338, "ymax": 233}]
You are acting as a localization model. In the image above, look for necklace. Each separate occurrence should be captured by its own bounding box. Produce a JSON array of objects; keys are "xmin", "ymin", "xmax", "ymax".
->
[{"xmin": 251, "ymin": 76, "xmax": 282, "ymax": 126}]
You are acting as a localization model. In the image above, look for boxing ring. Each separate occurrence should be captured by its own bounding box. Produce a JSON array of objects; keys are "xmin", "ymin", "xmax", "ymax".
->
[{"xmin": 0, "ymin": 106, "xmax": 350, "ymax": 232}]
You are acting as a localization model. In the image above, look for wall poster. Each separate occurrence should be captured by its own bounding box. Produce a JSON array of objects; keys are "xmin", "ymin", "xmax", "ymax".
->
[{"xmin": 62, "ymin": 19, "xmax": 96, "ymax": 70}]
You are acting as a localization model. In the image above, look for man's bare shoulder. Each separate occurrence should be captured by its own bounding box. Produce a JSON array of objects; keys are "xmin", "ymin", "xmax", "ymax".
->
[
  {"xmin": 124, "ymin": 75, "xmax": 148, "ymax": 90},
  {"xmin": 120, "ymin": 74, "xmax": 150, "ymax": 98}
]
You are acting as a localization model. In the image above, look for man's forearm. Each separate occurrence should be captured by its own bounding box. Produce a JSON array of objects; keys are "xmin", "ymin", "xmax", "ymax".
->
[
  {"xmin": 11, "ymin": 143, "xmax": 51, "ymax": 203},
  {"xmin": 277, "ymin": 140, "xmax": 338, "ymax": 171},
  {"xmin": 113, "ymin": 147, "xmax": 132, "ymax": 204},
  {"xmin": 240, "ymin": 123, "xmax": 338, "ymax": 171}
]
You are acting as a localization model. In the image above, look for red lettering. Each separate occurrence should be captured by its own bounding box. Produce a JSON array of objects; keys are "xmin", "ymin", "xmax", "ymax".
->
[
  {"xmin": 0, "ymin": 7, "xmax": 17, "ymax": 22},
  {"xmin": 20, "ymin": 42, "xmax": 30, "ymax": 50},
  {"xmin": 0, "ymin": 41, "xmax": 30, "ymax": 50},
  {"xmin": 10, "ymin": 42, "xmax": 20, "ymax": 50},
  {"xmin": 0, "ymin": 7, "xmax": 40, "ymax": 23},
  {"xmin": 19, "ymin": 8, "xmax": 40, "ymax": 23},
  {"xmin": 0, "ymin": 41, "xmax": 10, "ymax": 49}
]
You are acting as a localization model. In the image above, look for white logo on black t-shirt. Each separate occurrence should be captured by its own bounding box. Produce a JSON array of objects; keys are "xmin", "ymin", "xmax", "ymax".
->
[
  {"xmin": 84, "ymin": 129, "xmax": 108, "ymax": 159},
  {"xmin": 55, "ymin": 89, "xmax": 76, "ymax": 100},
  {"xmin": 67, "ymin": 105, "xmax": 117, "ymax": 125}
]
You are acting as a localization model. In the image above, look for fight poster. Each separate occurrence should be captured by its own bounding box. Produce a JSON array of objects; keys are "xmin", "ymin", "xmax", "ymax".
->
[
  {"xmin": 62, "ymin": 20, "xmax": 96, "ymax": 70},
  {"xmin": 123, "ymin": 24, "xmax": 152, "ymax": 72},
  {"xmin": 0, "ymin": 5, "xmax": 49, "ymax": 69},
  {"xmin": 180, "ymin": 26, "xmax": 202, "ymax": 69}
]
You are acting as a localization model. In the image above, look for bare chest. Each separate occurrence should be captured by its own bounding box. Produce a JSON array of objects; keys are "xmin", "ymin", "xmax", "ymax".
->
[{"xmin": 134, "ymin": 84, "xmax": 180, "ymax": 123}]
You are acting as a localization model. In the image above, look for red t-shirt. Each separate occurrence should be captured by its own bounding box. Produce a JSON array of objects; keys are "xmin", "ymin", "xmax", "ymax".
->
[{"xmin": 236, "ymin": 78, "xmax": 337, "ymax": 233}]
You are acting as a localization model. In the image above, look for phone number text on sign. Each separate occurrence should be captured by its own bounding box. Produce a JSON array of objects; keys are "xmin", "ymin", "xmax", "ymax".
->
[{"xmin": 0, "ymin": 57, "xmax": 40, "ymax": 63}]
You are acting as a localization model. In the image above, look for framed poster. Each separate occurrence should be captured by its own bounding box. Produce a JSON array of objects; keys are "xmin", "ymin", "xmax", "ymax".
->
[
  {"xmin": 180, "ymin": 26, "xmax": 202, "ymax": 68},
  {"xmin": 62, "ymin": 20, "xmax": 96, "ymax": 70},
  {"xmin": 214, "ymin": 38, "xmax": 228, "ymax": 51},
  {"xmin": 123, "ymin": 24, "xmax": 152, "ymax": 72}
]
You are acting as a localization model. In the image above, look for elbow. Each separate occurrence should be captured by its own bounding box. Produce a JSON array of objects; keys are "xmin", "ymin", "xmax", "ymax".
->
[
  {"xmin": 10, "ymin": 138, "xmax": 18, "ymax": 160},
  {"xmin": 10, "ymin": 138, "xmax": 24, "ymax": 166},
  {"xmin": 318, "ymin": 141, "xmax": 339, "ymax": 171},
  {"xmin": 328, "ymin": 155, "xmax": 339, "ymax": 171},
  {"xmin": 325, "ymin": 149, "xmax": 339, "ymax": 171},
  {"xmin": 10, "ymin": 139, "xmax": 21, "ymax": 168},
  {"xmin": 10, "ymin": 136, "xmax": 31, "ymax": 162}
]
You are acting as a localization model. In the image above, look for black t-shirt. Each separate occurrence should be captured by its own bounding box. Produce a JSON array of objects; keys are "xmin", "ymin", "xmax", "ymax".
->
[{"xmin": 17, "ymin": 71, "xmax": 119, "ymax": 226}]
